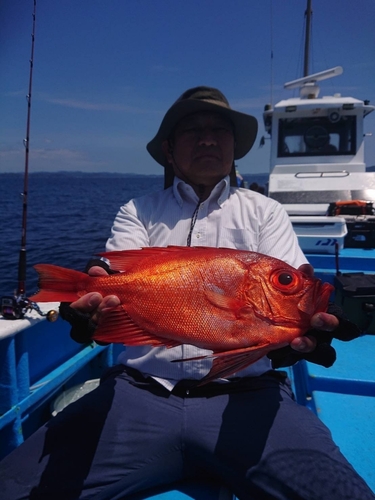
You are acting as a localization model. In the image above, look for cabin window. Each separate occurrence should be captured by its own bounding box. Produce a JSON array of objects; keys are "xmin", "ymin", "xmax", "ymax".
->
[{"xmin": 277, "ymin": 116, "xmax": 356, "ymax": 157}]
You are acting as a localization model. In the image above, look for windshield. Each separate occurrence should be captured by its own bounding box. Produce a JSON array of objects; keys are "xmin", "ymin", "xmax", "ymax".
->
[{"xmin": 278, "ymin": 116, "xmax": 356, "ymax": 157}]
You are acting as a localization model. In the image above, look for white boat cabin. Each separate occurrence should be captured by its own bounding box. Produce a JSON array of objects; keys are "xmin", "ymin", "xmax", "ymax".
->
[{"xmin": 264, "ymin": 67, "xmax": 375, "ymax": 217}]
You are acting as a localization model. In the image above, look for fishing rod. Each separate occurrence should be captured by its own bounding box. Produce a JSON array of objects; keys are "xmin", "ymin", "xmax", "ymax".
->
[
  {"xmin": 18, "ymin": 0, "xmax": 37, "ymax": 299},
  {"xmin": 0, "ymin": 0, "xmax": 56, "ymax": 321}
]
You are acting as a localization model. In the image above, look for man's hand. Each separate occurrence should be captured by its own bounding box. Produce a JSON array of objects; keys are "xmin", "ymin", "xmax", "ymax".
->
[
  {"xmin": 70, "ymin": 266, "xmax": 120, "ymax": 327},
  {"xmin": 59, "ymin": 263, "xmax": 120, "ymax": 344},
  {"xmin": 290, "ymin": 263, "xmax": 338, "ymax": 354},
  {"xmin": 289, "ymin": 311, "xmax": 339, "ymax": 353}
]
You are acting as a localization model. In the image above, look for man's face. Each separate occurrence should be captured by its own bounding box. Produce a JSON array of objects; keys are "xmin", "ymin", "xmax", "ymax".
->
[{"xmin": 163, "ymin": 111, "xmax": 235, "ymax": 187}]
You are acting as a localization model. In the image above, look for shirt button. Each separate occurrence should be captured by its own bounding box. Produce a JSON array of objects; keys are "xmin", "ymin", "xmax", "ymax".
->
[{"xmin": 196, "ymin": 233, "xmax": 201, "ymax": 239}]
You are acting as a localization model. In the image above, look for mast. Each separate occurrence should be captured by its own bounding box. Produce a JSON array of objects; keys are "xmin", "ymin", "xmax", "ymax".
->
[
  {"xmin": 18, "ymin": 0, "xmax": 36, "ymax": 297},
  {"xmin": 303, "ymin": 0, "xmax": 312, "ymax": 77}
]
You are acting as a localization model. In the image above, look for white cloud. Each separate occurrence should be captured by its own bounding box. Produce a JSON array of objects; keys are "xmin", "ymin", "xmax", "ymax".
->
[{"xmin": 38, "ymin": 94, "xmax": 153, "ymax": 114}]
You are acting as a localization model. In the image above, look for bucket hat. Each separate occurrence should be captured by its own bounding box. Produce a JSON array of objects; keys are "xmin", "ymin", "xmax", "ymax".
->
[{"xmin": 147, "ymin": 86, "xmax": 258, "ymax": 166}]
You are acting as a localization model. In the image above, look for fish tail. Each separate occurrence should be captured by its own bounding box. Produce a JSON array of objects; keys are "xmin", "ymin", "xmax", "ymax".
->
[{"xmin": 30, "ymin": 264, "xmax": 87, "ymax": 302}]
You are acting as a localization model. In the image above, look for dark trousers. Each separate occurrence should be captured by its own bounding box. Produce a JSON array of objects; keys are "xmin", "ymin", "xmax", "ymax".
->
[{"xmin": 0, "ymin": 366, "xmax": 374, "ymax": 500}]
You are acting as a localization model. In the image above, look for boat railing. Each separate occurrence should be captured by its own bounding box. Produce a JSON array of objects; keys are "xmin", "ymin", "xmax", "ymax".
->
[{"xmin": 0, "ymin": 308, "xmax": 117, "ymax": 459}]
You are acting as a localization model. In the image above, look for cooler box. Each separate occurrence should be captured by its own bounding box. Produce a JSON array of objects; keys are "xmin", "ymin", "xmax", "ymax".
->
[
  {"xmin": 290, "ymin": 216, "xmax": 347, "ymax": 254},
  {"xmin": 344, "ymin": 216, "xmax": 375, "ymax": 249},
  {"xmin": 327, "ymin": 201, "xmax": 375, "ymax": 249},
  {"xmin": 334, "ymin": 273, "xmax": 375, "ymax": 334}
]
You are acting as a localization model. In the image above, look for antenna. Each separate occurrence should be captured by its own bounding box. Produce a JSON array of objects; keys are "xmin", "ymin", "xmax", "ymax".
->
[
  {"xmin": 284, "ymin": 66, "xmax": 343, "ymax": 90},
  {"xmin": 269, "ymin": 0, "xmax": 274, "ymax": 106},
  {"xmin": 303, "ymin": 0, "xmax": 312, "ymax": 77}
]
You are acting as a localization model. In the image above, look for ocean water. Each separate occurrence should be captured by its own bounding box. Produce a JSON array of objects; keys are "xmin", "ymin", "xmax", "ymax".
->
[{"xmin": 0, "ymin": 171, "xmax": 268, "ymax": 297}]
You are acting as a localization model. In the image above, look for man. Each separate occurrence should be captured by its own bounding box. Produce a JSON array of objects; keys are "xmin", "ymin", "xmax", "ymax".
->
[{"xmin": 1, "ymin": 87, "xmax": 373, "ymax": 499}]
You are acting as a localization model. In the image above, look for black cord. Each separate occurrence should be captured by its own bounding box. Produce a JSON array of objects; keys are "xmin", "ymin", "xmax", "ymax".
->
[{"xmin": 186, "ymin": 184, "xmax": 205, "ymax": 246}]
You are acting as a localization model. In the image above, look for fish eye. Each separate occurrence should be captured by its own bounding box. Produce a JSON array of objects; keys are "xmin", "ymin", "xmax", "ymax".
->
[
  {"xmin": 278, "ymin": 273, "xmax": 294, "ymax": 285},
  {"xmin": 270, "ymin": 269, "xmax": 300, "ymax": 293}
]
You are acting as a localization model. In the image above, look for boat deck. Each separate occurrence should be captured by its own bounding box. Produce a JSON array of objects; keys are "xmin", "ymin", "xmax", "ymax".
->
[{"xmin": 291, "ymin": 335, "xmax": 375, "ymax": 492}]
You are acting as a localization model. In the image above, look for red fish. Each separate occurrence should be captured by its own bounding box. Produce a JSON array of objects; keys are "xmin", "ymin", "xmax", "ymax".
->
[{"xmin": 31, "ymin": 246, "xmax": 334, "ymax": 383}]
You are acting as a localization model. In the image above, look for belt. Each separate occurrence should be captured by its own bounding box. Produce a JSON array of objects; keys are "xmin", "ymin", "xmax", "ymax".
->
[
  {"xmin": 171, "ymin": 371, "xmax": 288, "ymax": 397},
  {"xmin": 116, "ymin": 365, "xmax": 288, "ymax": 398}
]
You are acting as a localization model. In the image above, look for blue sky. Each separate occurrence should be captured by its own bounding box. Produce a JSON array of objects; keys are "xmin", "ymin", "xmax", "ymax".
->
[{"xmin": 1, "ymin": 0, "xmax": 374, "ymax": 175}]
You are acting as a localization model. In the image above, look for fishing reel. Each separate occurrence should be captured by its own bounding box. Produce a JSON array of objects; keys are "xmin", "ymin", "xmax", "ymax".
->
[{"xmin": 0, "ymin": 294, "xmax": 58, "ymax": 322}]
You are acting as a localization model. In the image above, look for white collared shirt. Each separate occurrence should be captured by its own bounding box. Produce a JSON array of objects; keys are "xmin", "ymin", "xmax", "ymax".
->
[{"xmin": 106, "ymin": 176, "xmax": 308, "ymax": 390}]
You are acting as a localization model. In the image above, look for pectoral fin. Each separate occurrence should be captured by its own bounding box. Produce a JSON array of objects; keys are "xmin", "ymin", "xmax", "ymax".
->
[
  {"xmin": 93, "ymin": 306, "xmax": 180, "ymax": 349},
  {"xmin": 204, "ymin": 289, "xmax": 248, "ymax": 319},
  {"xmin": 173, "ymin": 343, "xmax": 273, "ymax": 385},
  {"xmin": 202, "ymin": 346, "xmax": 271, "ymax": 384}
]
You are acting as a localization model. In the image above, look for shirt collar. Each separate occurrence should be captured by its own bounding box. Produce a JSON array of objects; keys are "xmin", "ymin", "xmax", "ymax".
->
[{"xmin": 172, "ymin": 176, "xmax": 230, "ymax": 208}]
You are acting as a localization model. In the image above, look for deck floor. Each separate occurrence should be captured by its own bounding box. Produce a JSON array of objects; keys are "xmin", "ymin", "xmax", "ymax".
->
[{"xmin": 304, "ymin": 335, "xmax": 375, "ymax": 492}]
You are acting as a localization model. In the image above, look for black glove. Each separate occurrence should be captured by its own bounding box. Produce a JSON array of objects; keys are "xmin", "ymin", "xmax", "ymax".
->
[
  {"xmin": 59, "ymin": 258, "xmax": 117, "ymax": 345},
  {"xmin": 267, "ymin": 302, "xmax": 361, "ymax": 369},
  {"xmin": 59, "ymin": 302, "xmax": 99, "ymax": 344}
]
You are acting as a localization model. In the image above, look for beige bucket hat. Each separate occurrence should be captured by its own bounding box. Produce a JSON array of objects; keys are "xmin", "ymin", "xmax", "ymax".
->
[{"xmin": 147, "ymin": 86, "xmax": 258, "ymax": 166}]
